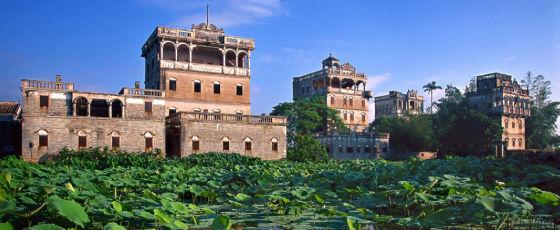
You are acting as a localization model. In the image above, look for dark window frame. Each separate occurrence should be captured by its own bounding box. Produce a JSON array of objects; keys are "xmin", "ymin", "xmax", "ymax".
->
[
  {"xmin": 39, "ymin": 135, "xmax": 48, "ymax": 147},
  {"xmin": 194, "ymin": 81, "xmax": 201, "ymax": 93},
  {"xmin": 223, "ymin": 141, "xmax": 230, "ymax": 151},
  {"xmin": 213, "ymin": 82, "xmax": 221, "ymax": 94},
  {"xmin": 169, "ymin": 79, "xmax": 177, "ymax": 91},
  {"xmin": 78, "ymin": 136, "xmax": 87, "ymax": 149},
  {"xmin": 145, "ymin": 101, "xmax": 153, "ymax": 116},
  {"xmin": 236, "ymin": 85, "xmax": 243, "ymax": 96},
  {"xmin": 145, "ymin": 137, "xmax": 153, "ymax": 152},
  {"xmin": 192, "ymin": 140, "xmax": 200, "ymax": 151},
  {"xmin": 40, "ymin": 95, "xmax": 49, "ymax": 108},
  {"xmin": 245, "ymin": 141, "xmax": 252, "ymax": 151},
  {"xmin": 112, "ymin": 136, "xmax": 120, "ymax": 149}
]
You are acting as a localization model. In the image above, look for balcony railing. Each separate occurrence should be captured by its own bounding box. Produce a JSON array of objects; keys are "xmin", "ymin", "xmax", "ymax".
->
[
  {"xmin": 169, "ymin": 112, "xmax": 287, "ymax": 125},
  {"xmin": 160, "ymin": 60, "xmax": 250, "ymax": 76},
  {"xmin": 21, "ymin": 79, "xmax": 74, "ymax": 91},
  {"xmin": 328, "ymin": 87, "xmax": 364, "ymax": 96},
  {"xmin": 120, "ymin": 88, "xmax": 165, "ymax": 97}
]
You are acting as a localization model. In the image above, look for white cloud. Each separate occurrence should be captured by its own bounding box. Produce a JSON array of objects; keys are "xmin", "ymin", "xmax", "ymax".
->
[{"xmin": 143, "ymin": 0, "xmax": 286, "ymax": 28}]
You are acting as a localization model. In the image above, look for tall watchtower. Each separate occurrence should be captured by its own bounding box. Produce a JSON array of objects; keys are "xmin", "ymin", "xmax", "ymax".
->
[
  {"xmin": 141, "ymin": 22, "xmax": 255, "ymax": 115},
  {"xmin": 292, "ymin": 55, "xmax": 372, "ymax": 132}
]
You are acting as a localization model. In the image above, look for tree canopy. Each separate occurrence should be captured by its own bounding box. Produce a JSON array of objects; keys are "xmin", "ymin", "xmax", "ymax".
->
[{"xmin": 522, "ymin": 72, "xmax": 560, "ymax": 148}]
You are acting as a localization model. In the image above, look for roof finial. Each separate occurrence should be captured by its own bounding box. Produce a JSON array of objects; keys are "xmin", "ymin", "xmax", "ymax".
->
[
  {"xmin": 329, "ymin": 53, "xmax": 332, "ymax": 57},
  {"xmin": 206, "ymin": 4, "xmax": 209, "ymax": 29}
]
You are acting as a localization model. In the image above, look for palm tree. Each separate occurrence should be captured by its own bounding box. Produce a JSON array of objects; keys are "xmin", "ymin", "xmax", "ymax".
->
[{"xmin": 423, "ymin": 81, "xmax": 442, "ymax": 114}]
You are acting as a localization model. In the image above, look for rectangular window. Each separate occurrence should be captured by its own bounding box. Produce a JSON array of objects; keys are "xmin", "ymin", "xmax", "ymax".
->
[
  {"xmin": 194, "ymin": 82, "xmax": 201, "ymax": 93},
  {"xmin": 346, "ymin": 146, "xmax": 353, "ymax": 153},
  {"xmin": 145, "ymin": 101, "xmax": 152, "ymax": 116},
  {"xmin": 362, "ymin": 114, "xmax": 366, "ymax": 122},
  {"xmin": 169, "ymin": 108, "xmax": 176, "ymax": 115},
  {"xmin": 39, "ymin": 135, "xmax": 48, "ymax": 147},
  {"xmin": 192, "ymin": 140, "xmax": 200, "ymax": 151},
  {"xmin": 245, "ymin": 142, "xmax": 252, "ymax": 151},
  {"xmin": 343, "ymin": 98, "xmax": 347, "ymax": 106},
  {"xmin": 350, "ymin": 113, "xmax": 354, "ymax": 122},
  {"xmin": 349, "ymin": 99, "xmax": 353, "ymax": 106},
  {"xmin": 40, "ymin": 95, "xmax": 49, "ymax": 108},
  {"xmin": 213, "ymin": 83, "xmax": 221, "ymax": 94},
  {"xmin": 272, "ymin": 142, "xmax": 278, "ymax": 152},
  {"xmin": 112, "ymin": 137, "xmax": 120, "ymax": 149},
  {"xmin": 169, "ymin": 80, "xmax": 176, "ymax": 91},
  {"xmin": 145, "ymin": 137, "xmax": 153, "ymax": 152},
  {"xmin": 223, "ymin": 141, "xmax": 229, "ymax": 151},
  {"xmin": 365, "ymin": 146, "xmax": 371, "ymax": 153},
  {"xmin": 236, "ymin": 85, "xmax": 243, "ymax": 96},
  {"xmin": 362, "ymin": 99, "xmax": 366, "ymax": 107},
  {"xmin": 78, "ymin": 136, "xmax": 87, "ymax": 148},
  {"xmin": 338, "ymin": 146, "xmax": 343, "ymax": 153},
  {"xmin": 330, "ymin": 97, "xmax": 335, "ymax": 105},
  {"xmin": 343, "ymin": 113, "xmax": 347, "ymax": 120}
]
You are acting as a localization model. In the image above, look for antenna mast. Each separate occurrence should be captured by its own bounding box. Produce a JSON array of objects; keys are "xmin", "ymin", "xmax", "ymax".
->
[{"xmin": 206, "ymin": 4, "xmax": 209, "ymax": 28}]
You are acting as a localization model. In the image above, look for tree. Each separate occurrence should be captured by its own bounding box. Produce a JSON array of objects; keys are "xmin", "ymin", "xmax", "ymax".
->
[
  {"xmin": 423, "ymin": 81, "xmax": 442, "ymax": 114},
  {"xmin": 271, "ymin": 96, "xmax": 348, "ymax": 144},
  {"xmin": 522, "ymin": 72, "xmax": 560, "ymax": 148},
  {"xmin": 433, "ymin": 85, "xmax": 502, "ymax": 155},
  {"xmin": 370, "ymin": 114, "xmax": 436, "ymax": 153},
  {"xmin": 287, "ymin": 135, "xmax": 329, "ymax": 162}
]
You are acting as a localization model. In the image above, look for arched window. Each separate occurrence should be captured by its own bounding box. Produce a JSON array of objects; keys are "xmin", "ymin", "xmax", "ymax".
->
[
  {"xmin": 192, "ymin": 46, "xmax": 222, "ymax": 65},
  {"xmin": 222, "ymin": 137, "xmax": 230, "ymax": 151},
  {"xmin": 505, "ymin": 119, "xmax": 509, "ymax": 128},
  {"xmin": 518, "ymin": 138, "xmax": 523, "ymax": 148},
  {"xmin": 238, "ymin": 52, "xmax": 248, "ymax": 68},
  {"xmin": 91, "ymin": 99, "xmax": 109, "ymax": 117},
  {"xmin": 169, "ymin": 107, "xmax": 177, "ymax": 115},
  {"xmin": 111, "ymin": 99, "xmax": 123, "ymax": 118},
  {"xmin": 225, "ymin": 50, "xmax": 236, "ymax": 67},
  {"xmin": 177, "ymin": 44, "xmax": 189, "ymax": 62},
  {"xmin": 78, "ymin": 130, "xmax": 87, "ymax": 149},
  {"xmin": 244, "ymin": 137, "xmax": 252, "ymax": 151},
  {"xmin": 343, "ymin": 111, "xmax": 348, "ymax": 120},
  {"xmin": 330, "ymin": 95, "xmax": 335, "ymax": 105},
  {"xmin": 350, "ymin": 112, "xmax": 354, "ymax": 122},
  {"xmin": 271, "ymin": 138, "xmax": 278, "ymax": 152},
  {"xmin": 519, "ymin": 120, "xmax": 523, "ymax": 129},
  {"xmin": 74, "ymin": 97, "xmax": 88, "ymax": 116},
  {"xmin": 192, "ymin": 136, "xmax": 200, "ymax": 151},
  {"xmin": 236, "ymin": 84, "xmax": 243, "ymax": 96},
  {"xmin": 169, "ymin": 78, "xmax": 177, "ymax": 91},
  {"xmin": 361, "ymin": 112, "xmax": 366, "ymax": 122},
  {"xmin": 505, "ymin": 138, "xmax": 510, "ymax": 147},
  {"xmin": 349, "ymin": 97, "xmax": 354, "ymax": 106},
  {"xmin": 144, "ymin": 132, "xmax": 154, "ymax": 152},
  {"xmin": 512, "ymin": 122, "xmax": 515, "ymax": 129},
  {"xmin": 111, "ymin": 131, "xmax": 120, "ymax": 150},
  {"xmin": 162, "ymin": 42, "xmax": 176, "ymax": 61},
  {"xmin": 330, "ymin": 77, "xmax": 341, "ymax": 88},
  {"xmin": 213, "ymin": 81, "xmax": 221, "ymax": 94},
  {"xmin": 193, "ymin": 80, "xmax": 201, "ymax": 93},
  {"xmin": 38, "ymin": 129, "xmax": 48, "ymax": 148},
  {"xmin": 343, "ymin": 97, "xmax": 347, "ymax": 106},
  {"xmin": 512, "ymin": 138, "xmax": 516, "ymax": 147}
]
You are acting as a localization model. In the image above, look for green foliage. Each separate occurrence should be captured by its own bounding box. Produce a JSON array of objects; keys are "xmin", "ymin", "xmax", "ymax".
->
[
  {"xmin": 287, "ymin": 135, "xmax": 329, "ymax": 162},
  {"xmin": 370, "ymin": 114, "xmax": 436, "ymax": 152},
  {"xmin": 0, "ymin": 150, "xmax": 559, "ymax": 229},
  {"xmin": 522, "ymin": 72, "xmax": 560, "ymax": 148},
  {"xmin": 434, "ymin": 85, "xmax": 502, "ymax": 154},
  {"xmin": 271, "ymin": 96, "xmax": 348, "ymax": 144},
  {"xmin": 423, "ymin": 81, "xmax": 443, "ymax": 113}
]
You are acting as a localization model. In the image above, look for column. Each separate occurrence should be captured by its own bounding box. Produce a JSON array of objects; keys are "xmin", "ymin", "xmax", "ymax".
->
[
  {"xmin": 175, "ymin": 44, "xmax": 178, "ymax": 61},
  {"xmin": 73, "ymin": 103, "xmax": 76, "ymax": 116},
  {"xmin": 247, "ymin": 54, "xmax": 251, "ymax": 69},
  {"xmin": 221, "ymin": 49, "xmax": 226, "ymax": 66},
  {"xmin": 109, "ymin": 101, "xmax": 112, "ymax": 118},
  {"xmin": 87, "ymin": 103, "xmax": 91, "ymax": 117}
]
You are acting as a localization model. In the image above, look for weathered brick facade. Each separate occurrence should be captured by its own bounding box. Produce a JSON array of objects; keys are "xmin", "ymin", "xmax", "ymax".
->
[{"xmin": 17, "ymin": 22, "xmax": 287, "ymax": 162}]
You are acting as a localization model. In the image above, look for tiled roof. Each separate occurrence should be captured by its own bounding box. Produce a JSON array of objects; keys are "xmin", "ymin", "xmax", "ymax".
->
[{"xmin": 0, "ymin": 102, "xmax": 20, "ymax": 115}]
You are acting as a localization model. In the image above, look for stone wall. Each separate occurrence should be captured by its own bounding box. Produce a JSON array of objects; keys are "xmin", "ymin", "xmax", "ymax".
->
[
  {"xmin": 317, "ymin": 132, "xmax": 389, "ymax": 160},
  {"xmin": 22, "ymin": 115, "xmax": 165, "ymax": 162},
  {"xmin": 169, "ymin": 114, "xmax": 286, "ymax": 160}
]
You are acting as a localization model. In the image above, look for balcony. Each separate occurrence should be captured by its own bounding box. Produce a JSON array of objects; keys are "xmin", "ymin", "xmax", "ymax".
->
[
  {"xmin": 160, "ymin": 60, "xmax": 250, "ymax": 76},
  {"xmin": 327, "ymin": 87, "xmax": 364, "ymax": 96},
  {"xmin": 168, "ymin": 112, "xmax": 287, "ymax": 125},
  {"xmin": 120, "ymin": 88, "xmax": 165, "ymax": 97}
]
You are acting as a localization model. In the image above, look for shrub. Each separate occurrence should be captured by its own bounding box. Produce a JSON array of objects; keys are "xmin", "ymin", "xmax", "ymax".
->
[{"xmin": 287, "ymin": 135, "xmax": 328, "ymax": 162}]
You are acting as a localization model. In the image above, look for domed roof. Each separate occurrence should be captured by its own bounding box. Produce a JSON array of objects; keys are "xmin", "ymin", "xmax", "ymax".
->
[{"xmin": 322, "ymin": 54, "xmax": 340, "ymax": 69}]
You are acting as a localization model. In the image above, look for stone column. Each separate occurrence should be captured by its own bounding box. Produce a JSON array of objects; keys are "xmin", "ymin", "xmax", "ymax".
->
[
  {"xmin": 235, "ymin": 52, "xmax": 239, "ymax": 68},
  {"xmin": 73, "ymin": 103, "xmax": 76, "ymax": 116},
  {"xmin": 247, "ymin": 54, "xmax": 251, "ymax": 69},
  {"xmin": 87, "ymin": 103, "xmax": 91, "ymax": 117},
  {"xmin": 109, "ymin": 101, "xmax": 112, "ymax": 118},
  {"xmin": 175, "ymin": 44, "xmax": 178, "ymax": 61},
  {"xmin": 220, "ymin": 49, "xmax": 226, "ymax": 66}
]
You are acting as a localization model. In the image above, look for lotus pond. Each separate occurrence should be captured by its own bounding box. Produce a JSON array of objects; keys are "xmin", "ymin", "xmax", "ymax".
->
[{"xmin": 1, "ymin": 149, "xmax": 560, "ymax": 229}]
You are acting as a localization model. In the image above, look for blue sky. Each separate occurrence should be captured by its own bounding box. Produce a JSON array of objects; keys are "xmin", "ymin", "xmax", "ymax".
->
[{"xmin": 1, "ymin": 0, "xmax": 559, "ymax": 123}]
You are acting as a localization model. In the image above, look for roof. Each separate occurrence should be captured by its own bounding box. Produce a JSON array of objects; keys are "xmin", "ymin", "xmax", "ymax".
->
[{"xmin": 0, "ymin": 102, "xmax": 20, "ymax": 115}]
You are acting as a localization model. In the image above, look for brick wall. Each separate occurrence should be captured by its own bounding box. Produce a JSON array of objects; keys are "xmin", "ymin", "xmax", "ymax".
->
[
  {"xmin": 21, "ymin": 116, "xmax": 165, "ymax": 162},
  {"xmin": 172, "ymin": 117, "xmax": 286, "ymax": 160}
]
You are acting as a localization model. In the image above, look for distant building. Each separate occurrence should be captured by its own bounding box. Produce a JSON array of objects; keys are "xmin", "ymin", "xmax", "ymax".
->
[
  {"xmin": 374, "ymin": 90, "xmax": 424, "ymax": 119},
  {"xmin": 292, "ymin": 55, "xmax": 389, "ymax": 159},
  {"xmin": 467, "ymin": 72, "xmax": 531, "ymax": 151},
  {"xmin": 16, "ymin": 22, "xmax": 287, "ymax": 162},
  {"xmin": 293, "ymin": 55, "xmax": 372, "ymax": 132}
]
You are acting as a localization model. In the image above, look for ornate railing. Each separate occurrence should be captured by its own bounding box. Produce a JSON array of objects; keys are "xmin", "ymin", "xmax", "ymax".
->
[
  {"xmin": 170, "ymin": 112, "xmax": 287, "ymax": 125},
  {"xmin": 120, "ymin": 88, "xmax": 165, "ymax": 97},
  {"xmin": 160, "ymin": 60, "xmax": 250, "ymax": 76},
  {"xmin": 21, "ymin": 79, "xmax": 74, "ymax": 91}
]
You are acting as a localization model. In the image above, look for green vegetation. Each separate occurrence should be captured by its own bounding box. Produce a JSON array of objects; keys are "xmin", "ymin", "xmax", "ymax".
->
[
  {"xmin": 522, "ymin": 72, "xmax": 560, "ymax": 149},
  {"xmin": 1, "ymin": 149, "xmax": 560, "ymax": 229},
  {"xmin": 371, "ymin": 85, "xmax": 502, "ymax": 155},
  {"xmin": 287, "ymin": 135, "xmax": 329, "ymax": 163},
  {"xmin": 271, "ymin": 96, "xmax": 348, "ymax": 144}
]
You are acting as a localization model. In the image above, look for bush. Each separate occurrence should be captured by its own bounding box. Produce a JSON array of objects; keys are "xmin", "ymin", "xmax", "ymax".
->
[{"xmin": 287, "ymin": 135, "xmax": 328, "ymax": 162}]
